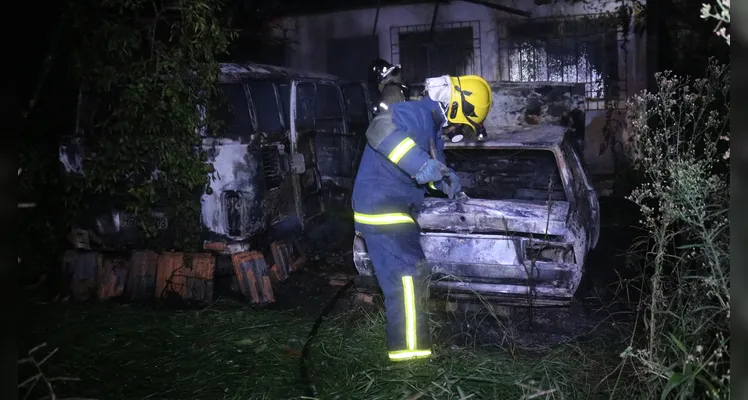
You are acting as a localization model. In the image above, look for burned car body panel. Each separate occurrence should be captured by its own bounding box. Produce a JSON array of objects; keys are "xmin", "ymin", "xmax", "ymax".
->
[
  {"xmin": 416, "ymin": 198, "xmax": 570, "ymax": 237},
  {"xmin": 60, "ymin": 63, "xmax": 372, "ymax": 253},
  {"xmin": 353, "ymin": 124, "xmax": 600, "ymax": 306}
]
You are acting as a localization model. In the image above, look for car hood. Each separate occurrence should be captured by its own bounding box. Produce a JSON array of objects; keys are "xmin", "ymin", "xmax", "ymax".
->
[{"xmin": 416, "ymin": 198, "xmax": 569, "ymax": 236}]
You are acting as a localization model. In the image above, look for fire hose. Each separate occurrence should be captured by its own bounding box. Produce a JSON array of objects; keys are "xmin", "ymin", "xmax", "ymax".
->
[{"xmin": 299, "ymin": 277, "xmax": 357, "ymax": 398}]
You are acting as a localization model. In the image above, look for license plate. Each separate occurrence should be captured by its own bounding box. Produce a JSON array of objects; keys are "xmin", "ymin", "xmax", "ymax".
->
[{"xmin": 120, "ymin": 213, "xmax": 168, "ymax": 230}]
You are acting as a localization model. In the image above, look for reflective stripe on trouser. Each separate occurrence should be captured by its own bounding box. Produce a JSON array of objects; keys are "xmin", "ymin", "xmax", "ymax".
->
[{"xmin": 353, "ymin": 215, "xmax": 432, "ymax": 361}]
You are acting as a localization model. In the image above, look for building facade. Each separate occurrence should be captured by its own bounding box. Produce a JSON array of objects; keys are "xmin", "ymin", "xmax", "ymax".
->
[{"xmin": 269, "ymin": 0, "xmax": 648, "ymax": 194}]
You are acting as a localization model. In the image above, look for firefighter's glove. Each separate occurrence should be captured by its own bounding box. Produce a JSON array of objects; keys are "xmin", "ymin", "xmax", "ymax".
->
[
  {"xmin": 414, "ymin": 159, "xmax": 450, "ymax": 185},
  {"xmin": 440, "ymin": 170, "xmax": 463, "ymax": 200}
]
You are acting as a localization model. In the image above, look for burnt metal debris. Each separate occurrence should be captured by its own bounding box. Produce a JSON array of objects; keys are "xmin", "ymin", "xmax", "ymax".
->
[{"xmin": 59, "ymin": 63, "xmax": 597, "ymax": 307}]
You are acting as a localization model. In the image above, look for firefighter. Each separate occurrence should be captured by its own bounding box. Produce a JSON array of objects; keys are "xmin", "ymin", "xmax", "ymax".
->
[
  {"xmin": 368, "ymin": 59, "xmax": 409, "ymax": 115},
  {"xmin": 351, "ymin": 74, "xmax": 493, "ymax": 362}
]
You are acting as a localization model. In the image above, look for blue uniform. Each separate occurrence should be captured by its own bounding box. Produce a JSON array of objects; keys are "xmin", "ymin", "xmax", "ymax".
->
[{"xmin": 351, "ymin": 96, "xmax": 446, "ymax": 362}]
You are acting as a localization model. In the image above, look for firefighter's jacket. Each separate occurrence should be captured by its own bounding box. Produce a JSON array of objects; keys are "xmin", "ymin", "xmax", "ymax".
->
[{"xmin": 351, "ymin": 96, "xmax": 446, "ymax": 227}]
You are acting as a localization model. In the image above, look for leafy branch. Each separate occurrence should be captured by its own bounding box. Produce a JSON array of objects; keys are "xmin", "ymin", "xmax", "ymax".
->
[{"xmin": 64, "ymin": 0, "xmax": 237, "ymax": 250}]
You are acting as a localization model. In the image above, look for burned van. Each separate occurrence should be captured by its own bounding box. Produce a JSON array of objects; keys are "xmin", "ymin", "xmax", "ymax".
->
[
  {"xmin": 59, "ymin": 63, "xmax": 372, "ymax": 256},
  {"xmin": 200, "ymin": 64, "xmax": 372, "ymax": 253},
  {"xmin": 353, "ymin": 125, "xmax": 600, "ymax": 306}
]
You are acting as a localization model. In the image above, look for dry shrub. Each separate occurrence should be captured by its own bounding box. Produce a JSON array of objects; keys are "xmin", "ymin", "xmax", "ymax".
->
[{"xmin": 622, "ymin": 60, "xmax": 730, "ymax": 399}]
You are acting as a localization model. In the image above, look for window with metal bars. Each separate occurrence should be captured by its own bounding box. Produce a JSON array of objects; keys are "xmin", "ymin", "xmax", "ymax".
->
[
  {"xmin": 498, "ymin": 14, "xmax": 626, "ymax": 109},
  {"xmin": 391, "ymin": 21, "xmax": 482, "ymax": 86}
]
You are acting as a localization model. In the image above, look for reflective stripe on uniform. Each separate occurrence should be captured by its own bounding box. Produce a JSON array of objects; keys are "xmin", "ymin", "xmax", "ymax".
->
[
  {"xmin": 388, "ymin": 349, "xmax": 432, "ymax": 361},
  {"xmin": 388, "ymin": 137, "xmax": 416, "ymax": 164},
  {"xmin": 402, "ymin": 275, "xmax": 417, "ymax": 350},
  {"xmin": 387, "ymin": 275, "xmax": 431, "ymax": 362},
  {"xmin": 353, "ymin": 212, "xmax": 415, "ymax": 225}
]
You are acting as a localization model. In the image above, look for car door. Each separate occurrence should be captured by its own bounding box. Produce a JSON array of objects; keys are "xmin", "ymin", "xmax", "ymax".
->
[
  {"xmin": 564, "ymin": 142, "xmax": 600, "ymax": 249},
  {"xmin": 201, "ymin": 81, "xmax": 265, "ymax": 241},
  {"xmin": 246, "ymin": 79, "xmax": 301, "ymax": 232},
  {"xmin": 289, "ymin": 81, "xmax": 323, "ymax": 229}
]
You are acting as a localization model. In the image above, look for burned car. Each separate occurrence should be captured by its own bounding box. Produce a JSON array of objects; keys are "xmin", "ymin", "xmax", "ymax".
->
[
  {"xmin": 58, "ymin": 63, "xmax": 373, "ymax": 303},
  {"xmin": 353, "ymin": 125, "xmax": 600, "ymax": 306}
]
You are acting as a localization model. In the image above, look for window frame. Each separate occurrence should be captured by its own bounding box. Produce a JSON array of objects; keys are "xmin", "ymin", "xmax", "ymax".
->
[
  {"xmin": 496, "ymin": 13, "xmax": 627, "ymax": 109},
  {"xmin": 439, "ymin": 146, "xmax": 574, "ymax": 204},
  {"xmin": 390, "ymin": 21, "xmax": 482, "ymax": 86},
  {"xmin": 293, "ymin": 81, "xmax": 348, "ymax": 133},
  {"xmin": 246, "ymin": 79, "xmax": 287, "ymax": 133}
]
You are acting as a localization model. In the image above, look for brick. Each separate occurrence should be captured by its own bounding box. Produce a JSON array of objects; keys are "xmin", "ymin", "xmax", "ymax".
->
[
  {"xmin": 127, "ymin": 250, "xmax": 158, "ymax": 300},
  {"xmin": 184, "ymin": 253, "xmax": 215, "ymax": 302},
  {"xmin": 97, "ymin": 257, "xmax": 128, "ymax": 300},
  {"xmin": 155, "ymin": 252, "xmax": 188, "ymax": 300},
  {"xmin": 63, "ymin": 251, "xmax": 100, "ymax": 302},
  {"xmin": 270, "ymin": 241, "xmax": 293, "ymax": 281},
  {"xmin": 231, "ymin": 251, "xmax": 274, "ymax": 304},
  {"xmin": 354, "ymin": 293, "xmax": 375, "ymax": 304},
  {"xmin": 203, "ymin": 241, "xmax": 227, "ymax": 252}
]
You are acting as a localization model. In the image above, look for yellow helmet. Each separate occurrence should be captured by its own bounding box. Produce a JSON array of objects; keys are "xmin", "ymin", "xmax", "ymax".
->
[{"xmin": 445, "ymin": 75, "xmax": 492, "ymax": 131}]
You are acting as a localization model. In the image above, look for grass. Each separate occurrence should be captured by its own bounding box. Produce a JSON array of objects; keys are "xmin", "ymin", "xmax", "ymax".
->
[{"xmin": 20, "ymin": 298, "xmax": 632, "ymax": 400}]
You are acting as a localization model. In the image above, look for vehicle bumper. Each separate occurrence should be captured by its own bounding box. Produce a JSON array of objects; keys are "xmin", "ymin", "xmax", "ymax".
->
[{"xmin": 353, "ymin": 232, "xmax": 583, "ymax": 306}]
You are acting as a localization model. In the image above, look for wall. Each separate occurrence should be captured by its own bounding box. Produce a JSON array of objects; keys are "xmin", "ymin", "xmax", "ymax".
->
[
  {"xmin": 483, "ymin": 82, "xmax": 585, "ymax": 129},
  {"xmin": 281, "ymin": 1, "xmax": 499, "ymax": 79},
  {"xmin": 278, "ymin": 0, "xmax": 648, "ymax": 194}
]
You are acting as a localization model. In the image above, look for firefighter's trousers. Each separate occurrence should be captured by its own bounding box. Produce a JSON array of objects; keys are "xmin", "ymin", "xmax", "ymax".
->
[{"xmin": 355, "ymin": 216, "xmax": 432, "ymax": 362}]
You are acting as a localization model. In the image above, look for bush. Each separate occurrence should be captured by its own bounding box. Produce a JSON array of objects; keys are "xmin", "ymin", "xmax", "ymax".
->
[
  {"xmin": 621, "ymin": 60, "xmax": 730, "ymax": 399},
  {"xmin": 63, "ymin": 0, "xmax": 236, "ymax": 250}
]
